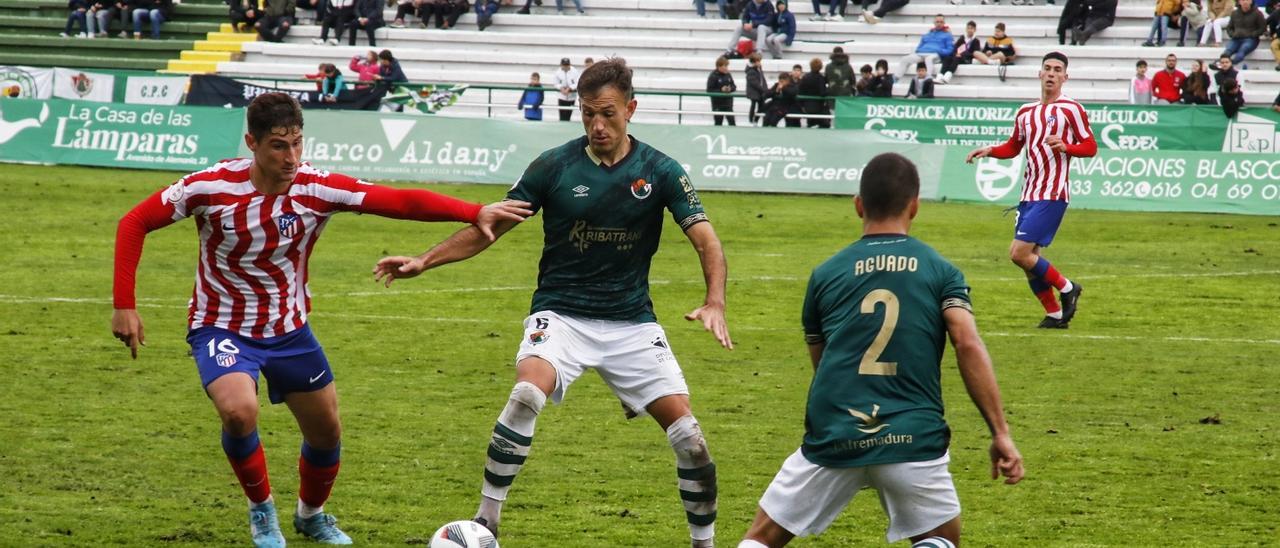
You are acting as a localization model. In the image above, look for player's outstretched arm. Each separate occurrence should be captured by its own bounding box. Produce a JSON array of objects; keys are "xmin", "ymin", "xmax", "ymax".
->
[
  {"xmin": 112, "ymin": 188, "xmax": 181, "ymax": 359},
  {"xmin": 943, "ymin": 306, "xmax": 1024, "ymax": 485},
  {"xmin": 373, "ymin": 203, "xmax": 525, "ymax": 287},
  {"xmin": 682, "ymin": 222, "xmax": 733, "ymax": 350},
  {"xmin": 354, "ymin": 184, "xmax": 533, "ymax": 240}
]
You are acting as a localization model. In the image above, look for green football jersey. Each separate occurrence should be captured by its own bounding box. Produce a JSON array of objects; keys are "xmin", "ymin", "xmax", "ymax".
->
[
  {"xmin": 800, "ymin": 234, "xmax": 972, "ymax": 468},
  {"xmin": 506, "ymin": 135, "xmax": 708, "ymax": 322}
]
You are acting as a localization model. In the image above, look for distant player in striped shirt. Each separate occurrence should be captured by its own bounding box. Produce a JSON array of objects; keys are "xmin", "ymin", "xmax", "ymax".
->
[
  {"xmin": 110, "ymin": 93, "xmax": 532, "ymax": 547},
  {"xmin": 965, "ymin": 51, "xmax": 1096, "ymax": 329}
]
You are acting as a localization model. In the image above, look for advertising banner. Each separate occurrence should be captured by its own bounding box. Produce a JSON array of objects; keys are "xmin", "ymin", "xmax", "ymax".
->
[
  {"xmin": 53, "ymin": 68, "xmax": 115, "ymax": 103},
  {"xmin": 833, "ymin": 97, "xmax": 1280, "ymax": 154},
  {"xmin": 0, "ymin": 66, "xmax": 54, "ymax": 99},
  {"xmin": 125, "ymin": 76, "xmax": 189, "ymax": 105},
  {"xmin": 185, "ymin": 74, "xmax": 386, "ymax": 111},
  {"xmin": 0, "ymin": 97, "xmax": 243, "ymax": 170}
]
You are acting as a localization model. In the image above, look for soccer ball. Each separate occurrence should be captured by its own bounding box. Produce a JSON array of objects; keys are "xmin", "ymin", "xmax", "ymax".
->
[{"xmin": 428, "ymin": 520, "xmax": 499, "ymax": 548}]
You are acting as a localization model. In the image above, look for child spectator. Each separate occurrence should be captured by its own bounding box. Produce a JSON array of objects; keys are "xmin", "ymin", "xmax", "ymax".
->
[
  {"xmin": 974, "ymin": 22, "xmax": 1015, "ymax": 65},
  {"xmin": 1178, "ymin": 0, "xmax": 1206, "ymax": 46},
  {"xmin": 1181, "ymin": 59, "xmax": 1212, "ymax": 103},
  {"xmin": 518, "ymin": 72, "xmax": 544, "ymax": 121},
  {"xmin": 1130, "ymin": 59, "xmax": 1153, "ymax": 104},
  {"xmin": 62, "ymin": 0, "xmax": 90, "ymax": 38},
  {"xmin": 764, "ymin": 0, "xmax": 796, "ymax": 59},
  {"xmin": 1151, "ymin": 53, "xmax": 1185, "ymax": 104},
  {"xmin": 1141, "ymin": 0, "xmax": 1180, "ymax": 47},
  {"xmin": 935, "ymin": 20, "xmax": 979, "ymax": 84},
  {"xmin": 762, "ymin": 72, "xmax": 800, "ymax": 127},
  {"xmin": 304, "ymin": 63, "xmax": 344, "ymax": 103},
  {"xmin": 375, "ymin": 49, "xmax": 407, "ymax": 85},
  {"xmin": 906, "ymin": 61, "xmax": 935, "ymax": 98},
  {"xmin": 798, "ymin": 57, "xmax": 828, "ymax": 127},
  {"xmin": 707, "ymin": 56, "xmax": 738, "ymax": 126},
  {"xmin": 854, "ymin": 63, "xmax": 875, "ymax": 96},
  {"xmin": 745, "ymin": 52, "xmax": 768, "ymax": 125},
  {"xmin": 1211, "ymin": 54, "xmax": 1238, "ymax": 102},
  {"xmin": 348, "ymin": 50, "xmax": 380, "ymax": 88},
  {"xmin": 1218, "ymin": 77, "xmax": 1244, "ymax": 118},
  {"xmin": 869, "ymin": 58, "xmax": 894, "ymax": 97},
  {"xmin": 824, "ymin": 47, "xmax": 853, "ymax": 97}
]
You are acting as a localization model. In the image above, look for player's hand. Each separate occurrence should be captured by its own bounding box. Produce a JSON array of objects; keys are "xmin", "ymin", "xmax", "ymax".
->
[
  {"xmin": 111, "ymin": 308, "xmax": 146, "ymax": 359},
  {"xmin": 475, "ymin": 200, "xmax": 534, "ymax": 241},
  {"xmin": 965, "ymin": 146, "xmax": 992, "ymax": 163},
  {"xmin": 989, "ymin": 433, "xmax": 1024, "ymax": 485},
  {"xmin": 685, "ymin": 302, "xmax": 733, "ymax": 350},
  {"xmin": 373, "ymin": 256, "xmax": 426, "ymax": 287},
  {"xmin": 1045, "ymin": 135, "xmax": 1066, "ymax": 153}
]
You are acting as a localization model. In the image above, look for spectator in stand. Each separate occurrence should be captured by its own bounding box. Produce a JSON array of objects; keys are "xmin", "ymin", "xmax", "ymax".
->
[
  {"xmin": 345, "ymin": 0, "xmax": 383, "ymax": 45},
  {"xmin": 1211, "ymin": 53, "xmax": 1238, "ymax": 101},
  {"xmin": 514, "ymin": 0, "xmax": 540, "ymax": 15},
  {"xmin": 1151, "ymin": 53, "xmax": 1185, "ymax": 104},
  {"xmin": 809, "ymin": 0, "xmax": 845, "ymax": 21},
  {"xmin": 859, "ymin": 0, "xmax": 906, "ymax": 24},
  {"xmin": 375, "ymin": 49, "xmax": 407, "ymax": 86},
  {"xmin": 935, "ymin": 20, "xmax": 979, "ymax": 84},
  {"xmin": 130, "ymin": 0, "xmax": 170, "ymax": 39},
  {"xmin": 553, "ymin": 57, "xmax": 579, "ymax": 122},
  {"xmin": 474, "ymin": 0, "xmax": 498, "ymax": 30},
  {"xmin": 854, "ymin": 63, "xmax": 875, "ymax": 95},
  {"xmin": 1272, "ymin": 90, "xmax": 1279, "ymax": 112},
  {"xmin": 764, "ymin": 0, "xmax": 796, "ymax": 59},
  {"xmin": 254, "ymin": 0, "xmax": 295, "ymax": 43},
  {"xmin": 1178, "ymin": 0, "xmax": 1207, "ymax": 46},
  {"xmin": 428, "ymin": 0, "xmax": 469, "ymax": 28},
  {"xmin": 869, "ymin": 58, "xmax": 894, "ymax": 97},
  {"xmin": 725, "ymin": 0, "xmax": 775, "ymax": 59},
  {"xmin": 974, "ymin": 22, "xmax": 1016, "ymax": 65},
  {"xmin": 584, "ymin": 57, "xmax": 594, "ymax": 68},
  {"xmin": 349, "ymin": 50, "xmax": 380, "ymax": 88},
  {"xmin": 899, "ymin": 14, "xmax": 953, "ymax": 76},
  {"xmin": 1057, "ymin": 0, "xmax": 1086, "ymax": 44},
  {"xmin": 1142, "ymin": 0, "xmax": 1181, "ymax": 47},
  {"xmin": 707, "ymin": 56, "xmax": 739, "ymax": 126},
  {"xmin": 1219, "ymin": 77, "xmax": 1245, "ymax": 117},
  {"xmin": 695, "ymin": 0, "xmax": 729, "ymax": 19},
  {"xmin": 228, "ymin": 0, "xmax": 261, "ymax": 32},
  {"xmin": 84, "ymin": 0, "xmax": 107, "ymax": 37},
  {"xmin": 295, "ymin": 0, "xmax": 322, "ymax": 24},
  {"xmin": 554, "ymin": 0, "xmax": 585, "ymax": 16},
  {"xmin": 62, "ymin": 0, "xmax": 90, "ymax": 38},
  {"xmin": 1223, "ymin": 0, "xmax": 1265, "ymax": 65},
  {"xmin": 305, "ymin": 63, "xmax": 345, "ymax": 102},
  {"xmin": 1201, "ymin": 0, "xmax": 1232, "ymax": 45},
  {"xmin": 1266, "ymin": 2, "xmax": 1280, "ymax": 70},
  {"xmin": 824, "ymin": 46, "xmax": 854, "ymax": 97},
  {"xmin": 1072, "ymin": 0, "xmax": 1116, "ymax": 45},
  {"xmin": 1181, "ymin": 59, "xmax": 1213, "ymax": 103},
  {"xmin": 762, "ymin": 72, "xmax": 800, "ymax": 127},
  {"xmin": 93, "ymin": 0, "xmax": 129, "ymax": 37},
  {"xmin": 390, "ymin": 0, "xmax": 425, "ymax": 27},
  {"xmin": 518, "ymin": 72, "xmax": 544, "ymax": 121},
  {"xmin": 905, "ymin": 61, "xmax": 935, "ymax": 98},
  {"xmin": 313, "ymin": 0, "xmax": 350, "ymax": 44},
  {"xmin": 798, "ymin": 57, "xmax": 829, "ymax": 128},
  {"xmin": 745, "ymin": 52, "xmax": 768, "ymax": 125},
  {"xmin": 1130, "ymin": 59, "xmax": 1153, "ymax": 104}
]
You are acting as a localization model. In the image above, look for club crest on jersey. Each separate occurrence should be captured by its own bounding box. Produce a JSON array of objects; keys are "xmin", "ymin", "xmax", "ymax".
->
[
  {"xmin": 529, "ymin": 330, "xmax": 549, "ymax": 345},
  {"xmin": 630, "ymin": 178, "xmax": 652, "ymax": 200},
  {"xmin": 276, "ymin": 213, "xmax": 302, "ymax": 238},
  {"xmin": 215, "ymin": 352, "xmax": 237, "ymax": 367}
]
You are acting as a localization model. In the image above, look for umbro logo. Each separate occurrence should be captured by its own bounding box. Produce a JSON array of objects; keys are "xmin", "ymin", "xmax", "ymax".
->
[{"xmin": 572, "ymin": 185, "xmax": 590, "ymax": 197}]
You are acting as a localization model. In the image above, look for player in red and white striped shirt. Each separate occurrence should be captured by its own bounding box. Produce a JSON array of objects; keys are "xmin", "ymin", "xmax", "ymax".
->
[
  {"xmin": 110, "ymin": 93, "xmax": 532, "ymax": 547},
  {"xmin": 966, "ymin": 52, "xmax": 1096, "ymax": 329}
]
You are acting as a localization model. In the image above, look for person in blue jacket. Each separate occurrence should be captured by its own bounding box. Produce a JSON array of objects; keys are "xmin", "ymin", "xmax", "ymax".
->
[
  {"xmin": 724, "ymin": 0, "xmax": 776, "ymax": 58},
  {"xmin": 764, "ymin": 0, "xmax": 796, "ymax": 59},
  {"xmin": 898, "ymin": 14, "xmax": 954, "ymax": 77},
  {"xmin": 518, "ymin": 72, "xmax": 544, "ymax": 121}
]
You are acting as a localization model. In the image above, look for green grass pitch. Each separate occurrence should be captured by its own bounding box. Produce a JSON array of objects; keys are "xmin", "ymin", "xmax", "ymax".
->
[{"xmin": 0, "ymin": 163, "xmax": 1277, "ymax": 546}]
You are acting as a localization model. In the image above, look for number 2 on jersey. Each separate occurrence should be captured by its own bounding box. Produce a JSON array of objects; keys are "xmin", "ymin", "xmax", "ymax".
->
[{"xmin": 859, "ymin": 289, "xmax": 899, "ymax": 376}]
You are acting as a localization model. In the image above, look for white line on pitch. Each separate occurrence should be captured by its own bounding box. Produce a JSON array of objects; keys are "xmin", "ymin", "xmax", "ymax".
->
[{"xmin": 982, "ymin": 332, "xmax": 1280, "ymax": 346}]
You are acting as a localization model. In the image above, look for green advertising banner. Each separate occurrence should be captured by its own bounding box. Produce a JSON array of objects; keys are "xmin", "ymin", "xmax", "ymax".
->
[
  {"xmin": 0, "ymin": 97, "xmax": 243, "ymax": 170},
  {"xmin": 834, "ymin": 98, "xmax": 1280, "ymax": 154},
  {"xmin": 938, "ymin": 147, "xmax": 1280, "ymax": 215}
]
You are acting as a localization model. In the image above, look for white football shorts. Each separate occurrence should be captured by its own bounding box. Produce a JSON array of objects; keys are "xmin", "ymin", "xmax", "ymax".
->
[
  {"xmin": 515, "ymin": 310, "xmax": 689, "ymax": 418},
  {"xmin": 758, "ymin": 448, "xmax": 960, "ymax": 543}
]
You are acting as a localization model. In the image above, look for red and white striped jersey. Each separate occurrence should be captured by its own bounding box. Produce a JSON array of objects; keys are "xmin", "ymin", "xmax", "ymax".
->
[
  {"xmin": 114, "ymin": 159, "xmax": 481, "ymax": 339},
  {"xmin": 1008, "ymin": 97, "xmax": 1093, "ymax": 202}
]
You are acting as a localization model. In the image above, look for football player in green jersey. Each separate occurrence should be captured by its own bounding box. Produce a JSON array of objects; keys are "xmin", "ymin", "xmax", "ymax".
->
[
  {"xmin": 738, "ymin": 153, "xmax": 1023, "ymax": 548},
  {"xmin": 374, "ymin": 58, "xmax": 732, "ymax": 548}
]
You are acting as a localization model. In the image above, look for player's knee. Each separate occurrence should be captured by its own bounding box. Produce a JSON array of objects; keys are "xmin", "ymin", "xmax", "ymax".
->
[
  {"xmin": 666, "ymin": 414, "xmax": 712, "ymax": 466},
  {"xmin": 219, "ymin": 405, "xmax": 259, "ymax": 436},
  {"xmin": 509, "ymin": 381, "xmax": 547, "ymax": 416}
]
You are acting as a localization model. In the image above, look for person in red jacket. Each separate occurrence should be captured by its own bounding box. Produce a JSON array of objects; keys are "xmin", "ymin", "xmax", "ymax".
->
[{"xmin": 1151, "ymin": 53, "xmax": 1186, "ymax": 104}]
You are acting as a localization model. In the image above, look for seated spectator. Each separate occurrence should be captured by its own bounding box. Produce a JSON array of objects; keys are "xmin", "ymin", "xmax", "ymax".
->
[
  {"xmin": 1130, "ymin": 59, "xmax": 1153, "ymax": 104},
  {"xmin": 130, "ymin": 0, "xmax": 170, "ymax": 39},
  {"xmin": 745, "ymin": 52, "xmax": 768, "ymax": 124},
  {"xmin": 425, "ymin": 0, "xmax": 469, "ymax": 28},
  {"xmin": 1181, "ymin": 59, "xmax": 1213, "ymax": 103},
  {"xmin": 1142, "ymin": 0, "xmax": 1180, "ymax": 47},
  {"xmin": 94, "ymin": 0, "xmax": 130, "ymax": 37},
  {"xmin": 83, "ymin": 0, "xmax": 106, "ymax": 36},
  {"xmin": 254, "ymin": 0, "xmax": 295, "ymax": 42},
  {"xmin": 906, "ymin": 62, "xmax": 934, "ymax": 98},
  {"xmin": 899, "ymin": 14, "xmax": 953, "ymax": 76},
  {"xmin": 809, "ymin": 0, "xmax": 845, "ymax": 20},
  {"xmin": 1266, "ymin": 2, "xmax": 1280, "ymax": 70},
  {"xmin": 228, "ymin": 0, "xmax": 261, "ymax": 31},
  {"xmin": 762, "ymin": 72, "xmax": 800, "ymax": 127},
  {"xmin": 1178, "ymin": 0, "xmax": 1207, "ymax": 46},
  {"xmin": 313, "ymin": 0, "xmax": 351, "ymax": 44},
  {"xmin": 475, "ymin": 0, "xmax": 498, "ymax": 30},
  {"xmin": 1072, "ymin": 0, "xmax": 1116, "ymax": 45},
  {"xmin": 1219, "ymin": 77, "xmax": 1244, "ymax": 117},
  {"xmin": 305, "ymin": 63, "xmax": 345, "ymax": 102},
  {"xmin": 554, "ymin": 0, "xmax": 584, "ymax": 16},
  {"xmin": 869, "ymin": 58, "xmax": 895, "ymax": 97},
  {"xmin": 695, "ymin": 0, "xmax": 728, "ymax": 18},
  {"xmin": 349, "ymin": 50, "xmax": 381, "ymax": 88},
  {"xmin": 725, "ymin": 0, "xmax": 775, "ymax": 59},
  {"xmin": 515, "ymin": 0, "xmax": 541, "ymax": 14},
  {"xmin": 345, "ymin": 0, "xmax": 384, "ymax": 44},
  {"xmin": 860, "ymin": 0, "xmax": 907, "ymax": 24},
  {"xmin": 1057, "ymin": 0, "xmax": 1086, "ymax": 44},
  {"xmin": 1151, "ymin": 53, "xmax": 1185, "ymax": 104},
  {"xmin": 61, "ymin": 0, "xmax": 90, "ymax": 38},
  {"xmin": 974, "ymin": 22, "xmax": 1015, "ymax": 65},
  {"xmin": 295, "ymin": 0, "xmax": 323, "ymax": 24},
  {"xmin": 375, "ymin": 49, "xmax": 408, "ymax": 85},
  {"xmin": 935, "ymin": 20, "xmax": 979, "ymax": 84},
  {"xmin": 518, "ymin": 72, "xmax": 544, "ymax": 121},
  {"xmin": 798, "ymin": 57, "xmax": 829, "ymax": 128},
  {"xmin": 1200, "ymin": 0, "xmax": 1232, "ymax": 45},
  {"xmin": 824, "ymin": 46, "xmax": 854, "ymax": 97},
  {"xmin": 1222, "ymin": 0, "xmax": 1265, "ymax": 65},
  {"xmin": 764, "ymin": 0, "xmax": 796, "ymax": 59},
  {"xmin": 390, "ymin": 0, "xmax": 424, "ymax": 27},
  {"xmin": 854, "ymin": 63, "xmax": 875, "ymax": 95},
  {"xmin": 707, "ymin": 56, "xmax": 738, "ymax": 126}
]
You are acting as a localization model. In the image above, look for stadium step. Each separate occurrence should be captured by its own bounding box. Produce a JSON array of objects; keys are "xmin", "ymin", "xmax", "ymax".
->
[
  {"xmin": 0, "ymin": 51, "xmax": 166, "ymax": 70},
  {"xmin": 180, "ymin": 50, "xmax": 235, "ymax": 62},
  {"xmin": 166, "ymin": 59, "xmax": 220, "ymax": 73},
  {"xmin": 195, "ymin": 39, "xmax": 249, "ymax": 52},
  {"xmin": 168, "ymin": 24, "xmax": 254, "ymax": 73}
]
